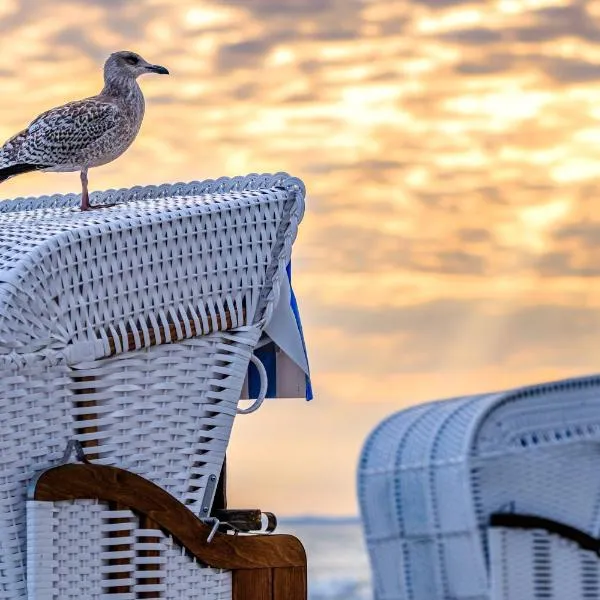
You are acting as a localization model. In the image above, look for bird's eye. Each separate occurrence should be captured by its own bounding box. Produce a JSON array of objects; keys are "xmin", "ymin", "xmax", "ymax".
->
[{"xmin": 125, "ymin": 56, "xmax": 139, "ymax": 65}]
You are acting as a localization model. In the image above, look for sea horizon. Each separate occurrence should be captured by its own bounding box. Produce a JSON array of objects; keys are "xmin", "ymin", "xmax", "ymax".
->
[{"xmin": 277, "ymin": 519, "xmax": 372, "ymax": 600}]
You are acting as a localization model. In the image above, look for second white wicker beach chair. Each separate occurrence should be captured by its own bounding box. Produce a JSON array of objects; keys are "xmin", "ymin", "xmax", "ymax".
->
[{"xmin": 359, "ymin": 375, "xmax": 600, "ymax": 600}]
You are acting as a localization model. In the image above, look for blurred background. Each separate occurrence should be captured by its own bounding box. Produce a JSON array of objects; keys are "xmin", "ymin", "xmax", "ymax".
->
[{"xmin": 3, "ymin": 0, "xmax": 600, "ymax": 597}]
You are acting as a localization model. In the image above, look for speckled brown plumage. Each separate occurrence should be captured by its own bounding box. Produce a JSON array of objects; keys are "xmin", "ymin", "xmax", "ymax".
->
[{"xmin": 0, "ymin": 50, "xmax": 169, "ymax": 210}]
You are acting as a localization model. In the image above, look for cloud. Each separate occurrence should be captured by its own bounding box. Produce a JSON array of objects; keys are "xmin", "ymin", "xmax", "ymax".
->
[
  {"xmin": 304, "ymin": 222, "xmax": 489, "ymax": 275},
  {"xmin": 407, "ymin": 0, "xmax": 475, "ymax": 7},
  {"xmin": 307, "ymin": 300, "xmax": 600, "ymax": 373},
  {"xmin": 533, "ymin": 252, "xmax": 600, "ymax": 278},
  {"xmin": 0, "ymin": 0, "xmax": 36, "ymax": 33},
  {"xmin": 235, "ymin": 0, "xmax": 361, "ymax": 17},
  {"xmin": 441, "ymin": 27, "xmax": 505, "ymax": 45},
  {"xmin": 442, "ymin": 5, "xmax": 600, "ymax": 48},
  {"xmin": 458, "ymin": 228, "xmax": 492, "ymax": 243},
  {"xmin": 522, "ymin": 4, "xmax": 600, "ymax": 44},
  {"xmin": 541, "ymin": 56, "xmax": 600, "ymax": 84},
  {"xmin": 313, "ymin": 299, "xmax": 477, "ymax": 336},
  {"xmin": 520, "ymin": 221, "xmax": 600, "ymax": 277},
  {"xmin": 50, "ymin": 28, "xmax": 106, "ymax": 61},
  {"xmin": 231, "ymin": 82, "xmax": 259, "ymax": 100},
  {"xmin": 554, "ymin": 222, "xmax": 600, "ymax": 246},
  {"xmin": 216, "ymin": 39, "xmax": 273, "ymax": 71},
  {"xmin": 432, "ymin": 251, "xmax": 486, "ymax": 275},
  {"xmin": 306, "ymin": 159, "xmax": 406, "ymax": 174},
  {"xmin": 455, "ymin": 54, "xmax": 514, "ymax": 75}
]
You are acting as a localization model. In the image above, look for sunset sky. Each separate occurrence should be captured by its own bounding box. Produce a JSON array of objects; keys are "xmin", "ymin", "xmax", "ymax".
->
[{"xmin": 3, "ymin": 0, "xmax": 600, "ymax": 516}]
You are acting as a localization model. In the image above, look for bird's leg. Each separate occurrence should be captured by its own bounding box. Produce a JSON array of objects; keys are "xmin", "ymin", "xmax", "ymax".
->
[
  {"xmin": 80, "ymin": 168, "xmax": 112, "ymax": 210},
  {"xmin": 80, "ymin": 169, "xmax": 90, "ymax": 211}
]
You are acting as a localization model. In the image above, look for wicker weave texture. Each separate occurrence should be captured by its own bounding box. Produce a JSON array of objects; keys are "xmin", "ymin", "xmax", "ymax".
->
[
  {"xmin": 162, "ymin": 536, "xmax": 232, "ymax": 600},
  {"xmin": 358, "ymin": 375, "xmax": 600, "ymax": 600},
  {"xmin": 0, "ymin": 173, "xmax": 304, "ymax": 355},
  {"xmin": 2, "ymin": 328, "xmax": 257, "ymax": 600},
  {"xmin": 488, "ymin": 526, "xmax": 600, "ymax": 600},
  {"xmin": 0, "ymin": 361, "xmax": 72, "ymax": 600},
  {"xmin": 27, "ymin": 500, "xmax": 232, "ymax": 600},
  {"xmin": 71, "ymin": 326, "xmax": 261, "ymax": 508},
  {"xmin": 27, "ymin": 500, "xmax": 106, "ymax": 600}
]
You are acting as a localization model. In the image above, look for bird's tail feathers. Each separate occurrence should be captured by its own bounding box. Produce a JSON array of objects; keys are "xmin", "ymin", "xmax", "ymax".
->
[
  {"xmin": 0, "ymin": 129, "xmax": 49, "ymax": 183},
  {"xmin": 0, "ymin": 163, "xmax": 48, "ymax": 184}
]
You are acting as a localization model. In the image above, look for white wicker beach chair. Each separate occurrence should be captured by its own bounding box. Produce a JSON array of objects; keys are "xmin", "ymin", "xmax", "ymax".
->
[
  {"xmin": 358, "ymin": 375, "xmax": 600, "ymax": 600},
  {"xmin": 0, "ymin": 173, "xmax": 309, "ymax": 600}
]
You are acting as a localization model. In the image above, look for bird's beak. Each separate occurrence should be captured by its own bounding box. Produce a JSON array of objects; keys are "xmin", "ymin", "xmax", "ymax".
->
[{"xmin": 147, "ymin": 64, "xmax": 169, "ymax": 75}]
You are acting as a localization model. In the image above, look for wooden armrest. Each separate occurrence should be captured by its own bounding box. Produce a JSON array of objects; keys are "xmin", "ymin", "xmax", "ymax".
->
[{"xmin": 29, "ymin": 463, "xmax": 305, "ymax": 571}]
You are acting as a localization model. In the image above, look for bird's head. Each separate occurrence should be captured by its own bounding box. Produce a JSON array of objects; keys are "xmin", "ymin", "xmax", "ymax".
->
[{"xmin": 104, "ymin": 51, "xmax": 169, "ymax": 82}]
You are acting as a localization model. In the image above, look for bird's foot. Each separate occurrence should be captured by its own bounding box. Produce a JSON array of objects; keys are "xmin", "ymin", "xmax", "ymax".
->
[
  {"xmin": 80, "ymin": 192, "xmax": 114, "ymax": 211},
  {"xmin": 80, "ymin": 202, "xmax": 114, "ymax": 211}
]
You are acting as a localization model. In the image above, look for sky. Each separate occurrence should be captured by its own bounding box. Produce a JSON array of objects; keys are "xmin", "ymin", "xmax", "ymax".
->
[{"xmin": 3, "ymin": 0, "xmax": 600, "ymax": 516}]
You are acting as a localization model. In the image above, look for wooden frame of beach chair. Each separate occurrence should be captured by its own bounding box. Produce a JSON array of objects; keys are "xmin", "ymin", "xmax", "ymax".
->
[{"xmin": 29, "ymin": 462, "xmax": 307, "ymax": 600}]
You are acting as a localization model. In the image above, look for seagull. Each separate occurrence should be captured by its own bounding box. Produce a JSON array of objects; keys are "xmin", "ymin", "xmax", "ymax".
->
[{"xmin": 0, "ymin": 51, "xmax": 169, "ymax": 210}]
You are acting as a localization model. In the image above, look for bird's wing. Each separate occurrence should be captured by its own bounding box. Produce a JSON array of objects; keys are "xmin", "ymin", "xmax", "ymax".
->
[{"xmin": 10, "ymin": 98, "xmax": 123, "ymax": 166}]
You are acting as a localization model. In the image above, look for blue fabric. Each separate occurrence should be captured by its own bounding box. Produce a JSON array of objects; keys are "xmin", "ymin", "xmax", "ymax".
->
[
  {"xmin": 248, "ymin": 341, "xmax": 278, "ymax": 398},
  {"xmin": 247, "ymin": 262, "xmax": 313, "ymax": 401},
  {"xmin": 287, "ymin": 262, "xmax": 313, "ymax": 401}
]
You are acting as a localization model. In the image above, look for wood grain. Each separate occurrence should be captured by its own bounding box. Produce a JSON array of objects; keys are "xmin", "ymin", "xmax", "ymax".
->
[
  {"xmin": 273, "ymin": 567, "xmax": 307, "ymax": 600},
  {"xmin": 233, "ymin": 569, "xmax": 272, "ymax": 600},
  {"xmin": 32, "ymin": 463, "xmax": 306, "ymax": 571}
]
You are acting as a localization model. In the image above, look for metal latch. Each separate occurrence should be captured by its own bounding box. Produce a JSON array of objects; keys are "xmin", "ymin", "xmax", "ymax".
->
[{"xmin": 213, "ymin": 509, "xmax": 277, "ymax": 534}]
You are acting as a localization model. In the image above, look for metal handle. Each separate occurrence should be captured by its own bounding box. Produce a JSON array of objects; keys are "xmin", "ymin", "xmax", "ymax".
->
[{"xmin": 237, "ymin": 353, "xmax": 268, "ymax": 414}]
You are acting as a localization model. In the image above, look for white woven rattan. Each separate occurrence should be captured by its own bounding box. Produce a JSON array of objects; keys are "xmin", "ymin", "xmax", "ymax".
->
[
  {"xmin": 0, "ymin": 172, "xmax": 305, "ymax": 353},
  {"xmin": 358, "ymin": 375, "xmax": 600, "ymax": 600},
  {"xmin": 0, "ymin": 173, "xmax": 305, "ymax": 600},
  {"xmin": 67, "ymin": 328, "xmax": 262, "ymax": 506},
  {"xmin": 488, "ymin": 525, "xmax": 600, "ymax": 600},
  {"xmin": 27, "ymin": 500, "xmax": 232, "ymax": 600}
]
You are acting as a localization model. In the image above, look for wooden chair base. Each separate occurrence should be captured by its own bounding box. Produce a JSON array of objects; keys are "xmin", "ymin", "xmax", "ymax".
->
[{"xmin": 29, "ymin": 463, "xmax": 307, "ymax": 600}]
